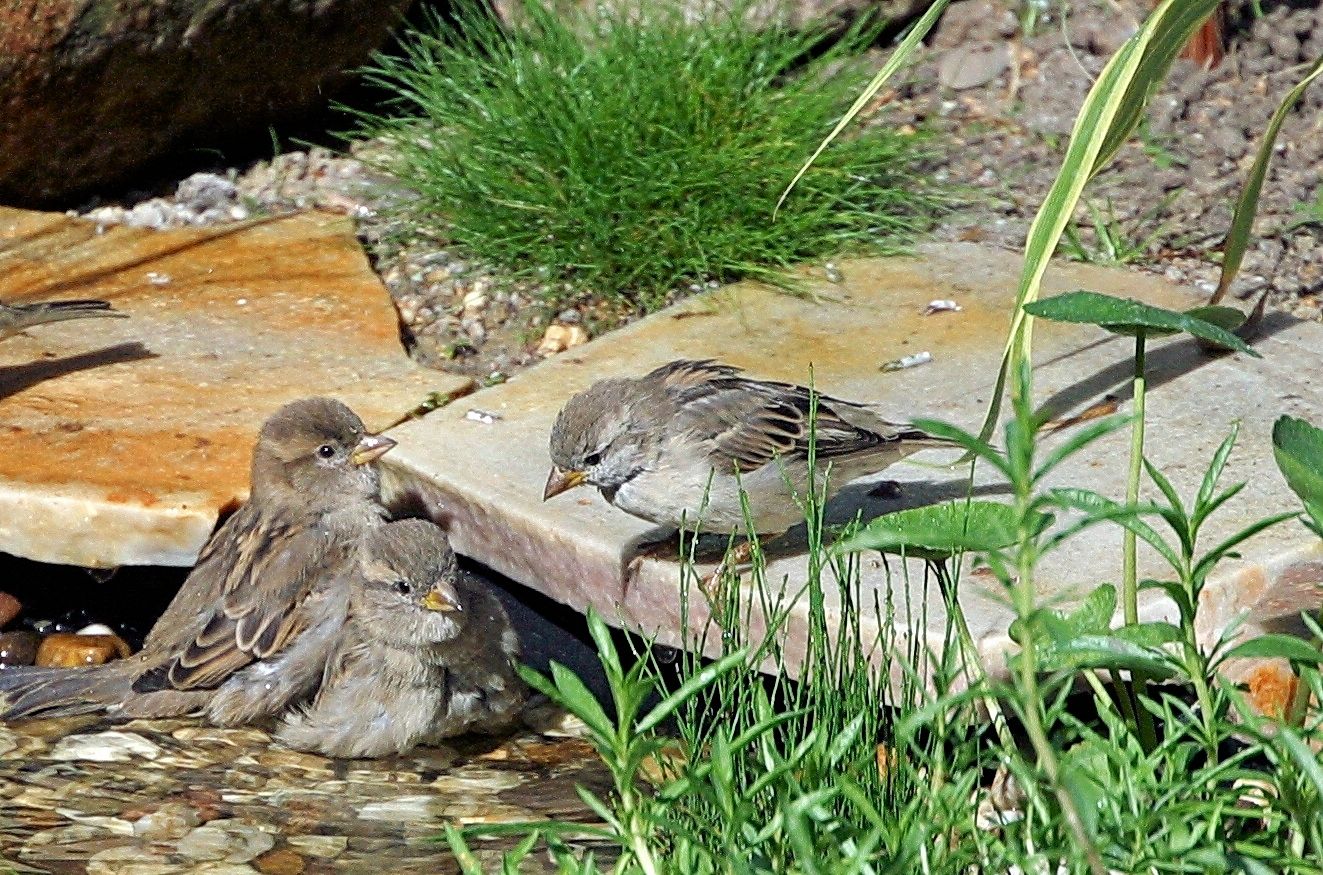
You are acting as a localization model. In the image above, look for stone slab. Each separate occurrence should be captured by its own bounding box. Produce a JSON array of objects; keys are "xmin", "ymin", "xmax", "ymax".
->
[
  {"xmin": 0, "ymin": 208, "xmax": 471, "ymax": 568},
  {"xmin": 383, "ymin": 242, "xmax": 1323, "ymax": 682}
]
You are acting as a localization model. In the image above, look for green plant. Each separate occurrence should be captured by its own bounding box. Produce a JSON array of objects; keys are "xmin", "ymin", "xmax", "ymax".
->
[
  {"xmin": 1059, "ymin": 194, "xmax": 1179, "ymax": 265},
  {"xmin": 351, "ymin": 0, "xmax": 946, "ymax": 313}
]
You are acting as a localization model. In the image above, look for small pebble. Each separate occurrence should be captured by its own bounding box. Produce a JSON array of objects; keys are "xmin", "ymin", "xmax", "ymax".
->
[
  {"xmin": 0, "ymin": 591, "xmax": 19, "ymax": 627},
  {"xmin": 255, "ymin": 849, "xmax": 307, "ymax": 875},
  {"xmin": 36, "ymin": 632, "xmax": 131, "ymax": 667},
  {"xmin": 924, "ymin": 299, "xmax": 962, "ymax": 315},
  {"xmin": 465, "ymin": 409, "xmax": 501, "ymax": 424},
  {"xmin": 824, "ymin": 262, "xmax": 844, "ymax": 283},
  {"xmin": 132, "ymin": 802, "xmax": 202, "ymax": 841},
  {"xmin": 77, "ymin": 623, "xmax": 115, "ymax": 636},
  {"xmin": 880, "ymin": 351, "xmax": 933, "ymax": 372},
  {"xmin": 0, "ymin": 630, "xmax": 40, "ymax": 667},
  {"xmin": 536, "ymin": 323, "xmax": 589, "ymax": 356}
]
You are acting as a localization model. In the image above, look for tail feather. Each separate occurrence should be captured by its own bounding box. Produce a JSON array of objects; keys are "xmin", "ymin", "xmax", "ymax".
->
[
  {"xmin": 3, "ymin": 299, "xmax": 127, "ymax": 337},
  {"xmin": 0, "ymin": 664, "xmax": 134, "ymax": 720}
]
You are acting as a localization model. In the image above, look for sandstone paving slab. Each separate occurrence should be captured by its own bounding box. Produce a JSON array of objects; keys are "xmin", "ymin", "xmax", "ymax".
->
[
  {"xmin": 383, "ymin": 242, "xmax": 1323, "ymax": 684},
  {"xmin": 0, "ymin": 207, "xmax": 471, "ymax": 569}
]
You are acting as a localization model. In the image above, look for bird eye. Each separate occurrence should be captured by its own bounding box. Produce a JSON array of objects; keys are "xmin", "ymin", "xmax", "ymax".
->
[
  {"xmin": 584, "ymin": 450, "xmax": 602, "ymax": 467},
  {"xmin": 394, "ymin": 580, "xmax": 412, "ymax": 595},
  {"xmin": 316, "ymin": 444, "xmax": 335, "ymax": 459}
]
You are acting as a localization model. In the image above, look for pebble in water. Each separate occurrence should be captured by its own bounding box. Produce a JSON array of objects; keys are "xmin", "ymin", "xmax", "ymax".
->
[
  {"xmin": 0, "ymin": 591, "xmax": 19, "ymax": 627},
  {"xmin": 0, "ymin": 630, "xmax": 40, "ymax": 667},
  {"xmin": 35, "ymin": 632, "xmax": 130, "ymax": 667}
]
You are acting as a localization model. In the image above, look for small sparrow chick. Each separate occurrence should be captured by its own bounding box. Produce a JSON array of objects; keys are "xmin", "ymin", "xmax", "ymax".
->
[
  {"xmin": 0, "ymin": 397, "xmax": 396, "ymax": 724},
  {"xmin": 0, "ymin": 298, "xmax": 127, "ymax": 341},
  {"xmin": 277, "ymin": 518, "xmax": 526, "ymax": 759},
  {"xmin": 545, "ymin": 359, "xmax": 956, "ymax": 538}
]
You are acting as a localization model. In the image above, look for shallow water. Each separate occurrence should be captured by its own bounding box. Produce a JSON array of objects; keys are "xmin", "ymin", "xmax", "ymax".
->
[{"xmin": 0, "ymin": 716, "xmax": 611, "ymax": 873}]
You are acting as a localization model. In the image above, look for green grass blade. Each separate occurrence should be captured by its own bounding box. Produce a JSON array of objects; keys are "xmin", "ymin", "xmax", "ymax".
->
[
  {"xmin": 1211, "ymin": 53, "xmax": 1323, "ymax": 304},
  {"xmin": 777, "ymin": 0, "xmax": 952, "ymax": 215}
]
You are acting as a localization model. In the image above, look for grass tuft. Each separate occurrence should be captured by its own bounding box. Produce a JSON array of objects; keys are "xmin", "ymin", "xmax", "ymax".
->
[{"xmin": 350, "ymin": 0, "xmax": 946, "ymax": 312}]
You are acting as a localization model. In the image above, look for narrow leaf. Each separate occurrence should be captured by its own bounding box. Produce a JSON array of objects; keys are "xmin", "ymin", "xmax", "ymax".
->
[{"xmin": 1223, "ymin": 634, "xmax": 1323, "ymax": 665}]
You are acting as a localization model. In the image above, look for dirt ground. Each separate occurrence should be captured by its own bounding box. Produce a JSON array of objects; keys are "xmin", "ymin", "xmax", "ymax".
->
[{"xmin": 73, "ymin": 0, "xmax": 1323, "ymax": 380}]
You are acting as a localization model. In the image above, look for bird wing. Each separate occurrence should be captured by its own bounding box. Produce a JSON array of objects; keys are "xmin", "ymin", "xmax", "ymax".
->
[
  {"xmin": 133, "ymin": 520, "xmax": 343, "ymax": 693},
  {"xmin": 657, "ymin": 360, "xmax": 902, "ymax": 473}
]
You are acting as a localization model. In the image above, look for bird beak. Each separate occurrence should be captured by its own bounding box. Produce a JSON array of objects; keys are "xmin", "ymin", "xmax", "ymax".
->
[
  {"xmin": 543, "ymin": 466, "xmax": 587, "ymax": 501},
  {"xmin": 351, "ymin": 434, "xmax": 396, "ymax": 466},
  {"xmin": 422, "ymin": 588, "xmax": 461, "ymax": 612}
]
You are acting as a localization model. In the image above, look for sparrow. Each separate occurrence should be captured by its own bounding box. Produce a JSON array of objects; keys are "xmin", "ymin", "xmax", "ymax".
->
[
  {"xmin": 0, "ymin": 298, "xmax": 127, "ymax": 341},
  {"xmin": 276, "ymin": 518, "xmax": 527, "ymax": 759},
  {"xmin": 0, "ymin": 397, "xmax": 396, "ymax": 724},
  {"xmin": 544, "ymin": 358, "xmax": 956, "ymax": 545}
]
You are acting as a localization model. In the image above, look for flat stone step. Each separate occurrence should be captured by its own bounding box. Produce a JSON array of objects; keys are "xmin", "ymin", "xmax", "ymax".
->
[
  {"xmin": 383, "ymin": 243, "xmax": 1323, "ymax": 686},
  {"xmin": 0, "ymin": 208, "xmax": 471, "ymax": 568}
]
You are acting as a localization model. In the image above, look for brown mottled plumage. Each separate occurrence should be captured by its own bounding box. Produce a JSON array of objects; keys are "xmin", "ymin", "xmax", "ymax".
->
[
  {"xmin": 277, "ymin": 519, "xmax": 526, "ymax": 759},
  {"xmin": 545, "ymin": 358, "xmax": 957, "ymax": 536},
  {"xmin": 0, "ymin": 398, "xmax": 395, "ymax": 725}
]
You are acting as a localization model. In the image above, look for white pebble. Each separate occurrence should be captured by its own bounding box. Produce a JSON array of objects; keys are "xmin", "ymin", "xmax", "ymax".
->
[{"xmin": 880, "ymin": 351, "xmax": 933, "ymax": 372}]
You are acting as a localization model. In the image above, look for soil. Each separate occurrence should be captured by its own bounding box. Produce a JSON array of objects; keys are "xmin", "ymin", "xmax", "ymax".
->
[{"xmin": 67, "ymin": 0, "xmax": 1323, "ymax": 379}]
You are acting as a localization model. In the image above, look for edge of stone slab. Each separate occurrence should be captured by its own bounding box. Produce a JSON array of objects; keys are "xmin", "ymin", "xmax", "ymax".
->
[{"xmin": 0, "ymin": 484, "xmax": 218, "ymax": 569}]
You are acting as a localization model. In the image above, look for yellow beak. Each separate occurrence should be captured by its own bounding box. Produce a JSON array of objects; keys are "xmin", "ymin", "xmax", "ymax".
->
[
  {"xmin": 351, "ymin": 434, "xmax": 397, "ymax": 466},
  {"xmin": 422, "ymin": 588, "xmax": 461, "ymax": 612},
  {"xmin": 543, "ymin": 466, "xmax": 588, "ymax": 501}
]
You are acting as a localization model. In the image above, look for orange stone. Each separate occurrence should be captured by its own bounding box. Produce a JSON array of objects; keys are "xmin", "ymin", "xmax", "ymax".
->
[
  {"xmin": 0, "ymin": 207, "xmax": 472, "ymax": 568},
  {"xmin": 35, "ymin": 632, "xmax": 130, "ymax": 667},
  {"xmin": 0, "ymin": 591, "xmax": 19, "ymax": 627},
  {"xmin": 255, "ymin": 849, "xmax": 306, "ymax": 875}
]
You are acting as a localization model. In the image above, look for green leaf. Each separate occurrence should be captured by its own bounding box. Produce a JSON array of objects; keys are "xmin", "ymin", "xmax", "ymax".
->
[
  {"xmin": 1022, "ymin": 291, "xmax": 1259, "ymax": 356},
  {"xmin": 1273, "ymin": 416, "xmax": 1323, "ymax": 518},
  {"xmin": 636, "ymin": 648, "xmax": 748, "ymax": 733},
  {"xmin": 1223, "ymin": 633, "xmax": 1323, "ymax": 665},
  {"xmin": 1278, "ymin": 725, "xmax": 1323, "ymax": 798},
  {"xmin": 547, "ymin": 661, "xmax": 614, "ymax": 741},
  {"xmin": 1212, "ymin": 53, "xmax": 1323, "ymax": 303},
  {"xmin": 1113, "ymin": 621, "xmax": 1182, "ymax": 648},
  {"xmin": 1196, "ymin": 424, "xmax": 1240, "ymax": 511},
  {"xmin": 1046, "ymin": 487, "xmax": 1181, "ymax": 570},
  {"xmin": 833, "ymin": 500, "xmax": 1049, "ymax": 561},
  {"xmin": 1184, "ymin": 305, "xmax": 1247, "ymax": 333},
  {"xmin": 1034, "ymin": 634, "xmax": 1176, "ymax": 678}
]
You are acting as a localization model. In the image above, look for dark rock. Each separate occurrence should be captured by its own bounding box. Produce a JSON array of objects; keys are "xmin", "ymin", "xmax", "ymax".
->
[
  {"xmin": 0, "ymin": 630, "xmax": 40, "ymax": 667},
  {"xmin": 0, "ymin": 0, "xmax": 413, "ymax": 205}
]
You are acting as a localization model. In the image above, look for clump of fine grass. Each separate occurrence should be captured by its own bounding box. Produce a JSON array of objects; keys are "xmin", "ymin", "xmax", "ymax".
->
[{"xmin": 351, "ymin": 0, "xmax": 946, "ymax": 312}]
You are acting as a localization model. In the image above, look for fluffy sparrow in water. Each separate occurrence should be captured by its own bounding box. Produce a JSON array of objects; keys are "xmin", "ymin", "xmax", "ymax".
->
[
  {"xmin": 545, "ymin": 359, "xmax": 956, "ymax": 543},
  {"xmin": 0, "ymin": 298, "xmax": 127, "ymax": 341},
  {"xmin": 277, "ymin": 518, "xmax": 526, "ymax": 759},
  {"xmin": 0, "ymin": 398, "xmax": 396, "ymax": 724}
]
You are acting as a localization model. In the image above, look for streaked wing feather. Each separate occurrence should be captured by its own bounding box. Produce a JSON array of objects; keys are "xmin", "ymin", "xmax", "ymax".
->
[
  {"xmin": 661, "ymin": 362, "xmax": 892, "ymax": 471},
  {"xmin": 144, "ymin": 522, "xmax": 338, "ymax": 692}
]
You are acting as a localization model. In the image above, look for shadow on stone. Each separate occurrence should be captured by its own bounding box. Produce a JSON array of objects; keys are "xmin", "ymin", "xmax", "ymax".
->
[
  {"xmin": 1036, "ymin": 310, "xmax": 1303, "ymax": 420},
  {"xmin": 0, "ymin": 342, "xmax": 156, "ymax": 401}
]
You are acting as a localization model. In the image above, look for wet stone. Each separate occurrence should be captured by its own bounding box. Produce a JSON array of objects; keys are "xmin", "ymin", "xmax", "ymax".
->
[
  {"xmin": 284, "ymin": 834, "xmax": 346, "ymax": 859},
  {"xmin": 0, "ymin": 590, "xmax": 20, "ymax": 627},
  {"xmin": 85, "ymin": 845, "xmax": 185, "ymax": 874},
  {"xmin": 0, "ymin": 630, "xmax": 40, "ymax": 666},
  {"xmin": 36, "ymin": 632, "xmax": 131, "ymax": 667},
  {"xmin": 176, "ymin": 820, "xmax": 275, "ymax": 863},
  {"xmin": 49, "ymin": 731, "xmax": 162, "ymax": 763},
  {"xmin": 131, "ymin": 802, "xmax": 202, "ymax": 841},
  {"xmin": 253, "ymin": 848, "xmax": 306, "ymax": 875}
]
